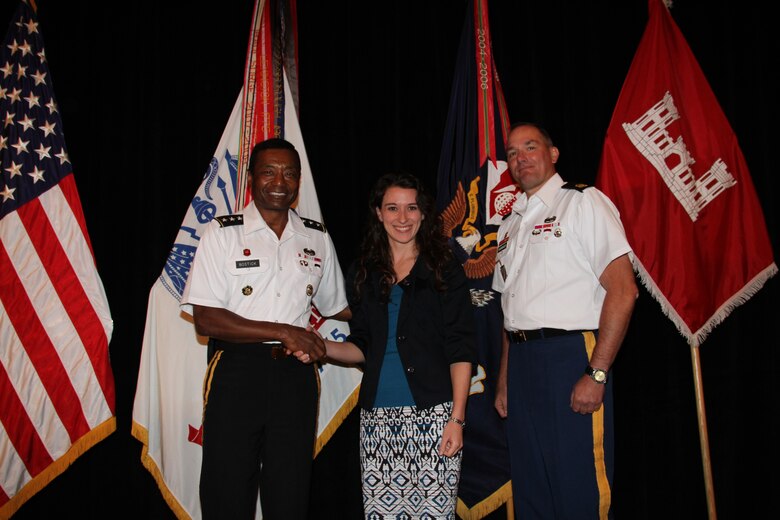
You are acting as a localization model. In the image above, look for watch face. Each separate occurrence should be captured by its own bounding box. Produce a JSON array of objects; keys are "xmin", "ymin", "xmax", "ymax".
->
[{"xmin": 587, "ymin": 366, "xmax": 607, "ymax": 383}]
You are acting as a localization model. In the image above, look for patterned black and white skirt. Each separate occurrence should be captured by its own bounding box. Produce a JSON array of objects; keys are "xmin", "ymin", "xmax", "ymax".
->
[{"xmin": 360, "ymin": 402, "xmax": 462, "ymax": 519}]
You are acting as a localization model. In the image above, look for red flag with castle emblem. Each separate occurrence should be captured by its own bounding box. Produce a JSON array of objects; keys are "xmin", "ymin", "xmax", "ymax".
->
[{"xmin": 595, "ymin": 0, "xmax": 777, "ymax": 345}]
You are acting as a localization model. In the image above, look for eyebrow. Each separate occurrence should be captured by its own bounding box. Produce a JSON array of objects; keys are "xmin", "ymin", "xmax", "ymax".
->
[
  {"xmin": 258, "ymin": 163, "xmax": 300, "ymax": 169},
  {"xmin": 508, "ymin": 138, "xmax": 540, "ymax": 147}
]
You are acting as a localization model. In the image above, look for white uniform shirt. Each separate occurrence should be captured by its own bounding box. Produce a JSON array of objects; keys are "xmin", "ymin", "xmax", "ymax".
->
[
  {"xmin": 181, "ymin": 203, "xmax": 348, "ymax": 328},
  {"xmin": 492, "ymin": 173, "xmax": 632, "ymax": 331}
]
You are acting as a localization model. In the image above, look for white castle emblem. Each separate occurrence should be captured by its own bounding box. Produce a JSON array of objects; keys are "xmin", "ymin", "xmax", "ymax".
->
[{"xmin": 622, "ymin": 91, "xmax": 736, "ymax": 222}]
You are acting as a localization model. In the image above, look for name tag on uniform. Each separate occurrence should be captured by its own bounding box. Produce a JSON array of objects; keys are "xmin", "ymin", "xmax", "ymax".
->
[{"xmin": 235, "ymin": 259, "xmax": 260, "ymax": 269}]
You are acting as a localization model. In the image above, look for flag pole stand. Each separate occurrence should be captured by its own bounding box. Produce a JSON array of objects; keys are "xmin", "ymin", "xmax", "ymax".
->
[{"xmin": 690, "ymin": 342, "xmax": 717, "ymax": 519}]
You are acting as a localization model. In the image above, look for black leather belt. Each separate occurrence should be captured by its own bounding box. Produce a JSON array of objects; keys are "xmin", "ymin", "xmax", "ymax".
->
[
  {"xmin": 506, "ymin": 328, "xmax": 588, "ymax": 343},
  {"xmin": 210, "ymin": 339, "xmax": 288, "ymax": 359}
]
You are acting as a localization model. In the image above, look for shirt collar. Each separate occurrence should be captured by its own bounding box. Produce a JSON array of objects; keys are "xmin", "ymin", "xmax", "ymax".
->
[
  {"xmin": 511, "ymin": 172, "xmax": 564, "ymax": 215},
  {"xmin": 242, "ymin": 204, "xmax": 310, "ymax": 237},
  {"xmin": 535, "ymin": 173, "xmax": 565, "ymax": 207},
  {"xmin": 286, "ymin": 209, "xmax": 311, "ymax": 237}
]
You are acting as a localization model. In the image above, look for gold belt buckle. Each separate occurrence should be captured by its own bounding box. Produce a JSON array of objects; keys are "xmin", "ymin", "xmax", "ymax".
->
[{"xmin": 518, "ymin": 330, "xmax": 527, "ymax": 342}]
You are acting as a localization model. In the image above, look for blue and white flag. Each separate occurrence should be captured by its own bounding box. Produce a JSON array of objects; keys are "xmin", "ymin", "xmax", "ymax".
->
[{"xmin": 130, "ymin": 2, "xmax": 360, "ymax": 518}]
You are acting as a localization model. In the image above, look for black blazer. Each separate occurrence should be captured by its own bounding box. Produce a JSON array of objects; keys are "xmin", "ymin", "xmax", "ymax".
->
[{"xmin": 346, "ymin": 256, "xmax": 477, "ymax": 410}]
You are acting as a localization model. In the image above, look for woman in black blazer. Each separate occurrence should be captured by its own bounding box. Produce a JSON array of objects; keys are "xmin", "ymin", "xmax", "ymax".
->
[{"xmin": 315, "ymin": 172, "xmax": 477, "ymax": 520}]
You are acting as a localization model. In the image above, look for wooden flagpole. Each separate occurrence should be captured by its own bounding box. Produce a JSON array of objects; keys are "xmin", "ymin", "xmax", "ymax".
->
[{"xmin": 690, "ymin": 342, "xmax": 717, "ymax": 519}]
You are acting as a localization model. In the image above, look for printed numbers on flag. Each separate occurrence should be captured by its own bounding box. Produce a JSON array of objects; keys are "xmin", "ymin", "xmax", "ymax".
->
[{"xmin": 328, "ymin": 328, "xmax": 348, "ymax": 342}]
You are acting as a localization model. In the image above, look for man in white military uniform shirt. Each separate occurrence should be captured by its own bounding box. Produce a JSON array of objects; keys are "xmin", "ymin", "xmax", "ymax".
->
[
  {"xmin": 181, "ymin": 138, "xmax": 350, "ymax": 520},
  {"xmin": 493, "ymin": 123, "xmax": 638, "ymax": 519}
]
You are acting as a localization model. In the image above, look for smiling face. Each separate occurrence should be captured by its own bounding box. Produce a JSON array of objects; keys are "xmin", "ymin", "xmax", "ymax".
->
[
  {"xmin": 505, "ymin": 124, "xmax": 559, "ymax": 197},
  {"xmin": 248, "ymin": 148, "xmax": 301, "ymax": 214},
  {"xmin": 376, "ymin": 186, "xmax": 423, "ymax": 248}
]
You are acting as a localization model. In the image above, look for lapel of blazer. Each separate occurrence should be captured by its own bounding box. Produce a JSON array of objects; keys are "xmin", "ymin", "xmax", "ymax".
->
[{"xmin": 396, "ymin": 258, "xmax": 431, "ymax": 332}]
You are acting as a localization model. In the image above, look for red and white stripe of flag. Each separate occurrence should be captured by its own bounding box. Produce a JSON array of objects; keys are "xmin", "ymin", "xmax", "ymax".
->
[{"xmin": 0, "ymin": 173, "xmax": 114, "ymax": 514}]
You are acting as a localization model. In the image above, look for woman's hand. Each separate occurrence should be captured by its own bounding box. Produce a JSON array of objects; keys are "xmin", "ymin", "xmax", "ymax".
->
[{"xmin": 439, "ymin": 420, "xmax": 464, "ymax": 457}]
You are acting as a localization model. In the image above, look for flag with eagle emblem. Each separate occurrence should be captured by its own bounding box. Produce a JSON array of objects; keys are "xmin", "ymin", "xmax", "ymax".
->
[{"xmin": 436, "ymin": 0, "xmax": 514, "ymax": 517}]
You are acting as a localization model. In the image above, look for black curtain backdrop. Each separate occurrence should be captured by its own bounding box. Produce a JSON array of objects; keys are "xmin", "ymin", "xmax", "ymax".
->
[{"xmin": 4, "ymin": 1, "xmax": 778, "ymax": 518}]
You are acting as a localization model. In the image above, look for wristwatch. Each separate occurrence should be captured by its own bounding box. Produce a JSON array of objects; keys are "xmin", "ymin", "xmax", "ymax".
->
[{"xmin": 585, "ymin": 365, "xmax": 608, "ymax": 384}]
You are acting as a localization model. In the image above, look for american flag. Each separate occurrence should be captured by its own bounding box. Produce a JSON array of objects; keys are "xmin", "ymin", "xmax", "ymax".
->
[{"xmin": 0, "ymin": 1, "xmax": 115, "ymax": 517}]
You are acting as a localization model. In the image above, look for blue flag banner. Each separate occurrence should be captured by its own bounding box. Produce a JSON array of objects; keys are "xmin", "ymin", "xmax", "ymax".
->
[{"xmin": 436, "ymin": 0, "xmax": 514, "ymax": 517}]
